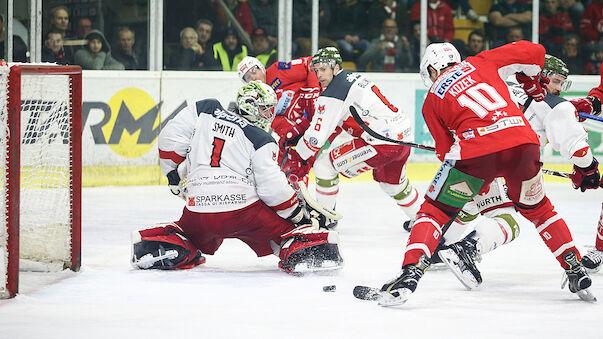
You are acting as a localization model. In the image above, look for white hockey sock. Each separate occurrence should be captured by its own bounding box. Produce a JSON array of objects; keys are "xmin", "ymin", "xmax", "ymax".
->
[
  {"xmin": 315, "ymin": 176, "xmax": 339, "ymax": 211},
  {"xmin": 474, "ymin": 213, "xmax": 520, "ymax": 255}
]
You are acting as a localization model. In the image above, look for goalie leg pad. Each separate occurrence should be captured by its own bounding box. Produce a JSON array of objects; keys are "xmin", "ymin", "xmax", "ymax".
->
[
  {"xmin": 132, "ymin": 223, "xmax": 205, "ymax": 270},
  {"xmin": 278, "ymin": 226, "xmax": 343, "ymax": 273}
]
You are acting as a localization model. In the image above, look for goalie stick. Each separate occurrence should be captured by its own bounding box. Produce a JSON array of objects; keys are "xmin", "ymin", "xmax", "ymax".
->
[{"xmin": 288, "ymin": 174, "xmax": 342, "ymax": 221}]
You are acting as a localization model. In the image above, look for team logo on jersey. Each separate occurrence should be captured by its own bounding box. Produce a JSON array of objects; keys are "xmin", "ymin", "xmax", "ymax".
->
[
  {"xmin": 309, "ymin": 137, "xmax": 319, "ymax": 146},
  {"xmin": 317, "ymin": 105, "xmax": 325, "ymax": 114},
  {"xmin": 433, "ymin": 62, "xmax": 476, "ymax": 99},
  {"xmin": 461, "ymin": 129, "xmax": 475, "ymax": 140},
  {"xmin": 477, "ymin": 116, "xmax": 525, "ymax": 136},
  {"xmin": 270, "ymin": 78, "xmax": 282, "ymax": 90},
  {"xmin": 277, "ymin": 62, "xmax": 291, "ymax": 70}
]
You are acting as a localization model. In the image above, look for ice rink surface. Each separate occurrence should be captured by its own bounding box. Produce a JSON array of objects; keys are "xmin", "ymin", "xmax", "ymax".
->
[{"xmin": 0, "ymin": 181, "xmax": 602, "ymax": 339}]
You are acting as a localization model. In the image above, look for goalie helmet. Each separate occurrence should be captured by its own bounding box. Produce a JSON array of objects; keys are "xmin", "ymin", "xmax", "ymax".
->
[
  {"xmin": 237, "ymin": 56, "xmax": 265, "ymax": 83},
  {"xmin": 420, "ymin": 42, "xmax": 461, "ymax": 88},
  {"xmin": 312, "ymin": 47, "xmax": 343, "ymax": 69},
  {"xmin": 236, "ymin": 81, "xmax": 277, "ymax": 131},
  {"xmin": 542, "ymin": 54, "xmax": 572, "ymax": 92}
]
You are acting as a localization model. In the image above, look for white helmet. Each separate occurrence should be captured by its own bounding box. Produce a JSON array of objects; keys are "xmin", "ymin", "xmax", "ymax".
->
[
  {"xmin": 236, "ymin": 81, "xmax": 277, "ymax": 131},
  {"xmin": 420, "ymin": 43, "xmax": 461, "ymax": 88},
  {"xmin": 237, "ymin": 56, "xmax": 265, "ymax": 83}
]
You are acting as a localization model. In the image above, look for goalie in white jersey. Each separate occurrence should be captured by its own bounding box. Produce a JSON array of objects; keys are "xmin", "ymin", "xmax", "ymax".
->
[
  {"xmin": 282, "ymin": 47, "xmax": 422, "ymax": 229},
  {"xmin": 435, "ymin": 54, "xmax": 602, "ymax": 289},
  {"xmin": 131, "ymin": 81, "xmax": 343, "ymax": 274}
]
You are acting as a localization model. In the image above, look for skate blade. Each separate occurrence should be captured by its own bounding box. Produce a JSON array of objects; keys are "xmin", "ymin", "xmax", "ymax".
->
[
  {"xmin": 576, "ymin": 288, "xmax": 597, "ymax": 303},
  {"xmin": 438, "ymin": 249, "xmax": 480, "ymax": 290},
  {"xmin": 427, "ymin": 263, "xmax": 448, "ymax": 271},
  {"xmin": 378, "ymin": 288, "xmax": 412, "ymax": 307}
]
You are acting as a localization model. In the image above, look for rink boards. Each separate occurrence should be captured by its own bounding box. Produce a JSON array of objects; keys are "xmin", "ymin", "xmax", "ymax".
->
[{"xmin": 80, "ymin": 71, "xmax": 600, "ymax": 186}]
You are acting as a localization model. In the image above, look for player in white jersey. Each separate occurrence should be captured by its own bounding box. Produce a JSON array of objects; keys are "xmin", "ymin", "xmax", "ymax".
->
[
  {"xmin": 281, "ymin": 47, "xmax": 422, "ymax": 228},
  {"xmin": 130, "ymin": 81, "xmax": 343, "ymax": 274},
  {"xmin": 436, "ymin": 55, "xmax": 602, "ymax": 288}
]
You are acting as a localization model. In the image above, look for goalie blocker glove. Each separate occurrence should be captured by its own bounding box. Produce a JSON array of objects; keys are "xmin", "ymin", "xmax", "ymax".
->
[
  {"xmin": 569, "ymin": 158, "xmax": 600, "ymax": 192},
  {"xmin": 516, "ymin": 73, "xmax": 549, "ymax": 102}
]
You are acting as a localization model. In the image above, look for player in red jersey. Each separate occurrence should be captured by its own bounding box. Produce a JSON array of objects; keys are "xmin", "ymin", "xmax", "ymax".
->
[
  {"xmin": 375, "ymin": 41, "xmax": 594, "ymax": 306},
  {"xmin": 237, "ymin": 56, "xmax": 321, "ymax": 154}
]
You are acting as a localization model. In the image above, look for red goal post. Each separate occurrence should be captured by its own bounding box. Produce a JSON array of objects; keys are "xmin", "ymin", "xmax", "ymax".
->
[{"xmin": 0, "ymin": 63, "xmax": 82, "ymax": 299}]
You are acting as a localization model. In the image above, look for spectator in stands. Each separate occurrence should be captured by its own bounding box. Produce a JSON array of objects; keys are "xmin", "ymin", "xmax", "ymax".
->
[
  {"xmin": 74, "ymin": 30, "xmax": 124, "ymax": 70},
  {"xmin": 213, "ymin": 0, "xmax": 254, "ymax": 36},
  {"xmin": 75, "ymin": 17, "xmax": 92, "ymax": 40},
  {"xmin": 42, "ymin": 30, "xmax": 72, "ymax": 65},
  {"xmin": 493, "ymin": 25, "xmax": 524, "ymax": 48},
  {"xmin": 251, "ymin": 28, "xmax": 276, "ymax": 67},
  {"xmin": 0, "ymin": 14, "xmax": 28, "ymax": 62},
  {"xmin": 167, "ymin": 27, "xmax": 206, "ymax": 70},
  {"xmin": 357, "ymin": 18, "xmax": 411, "ymax": 72},
  {"xmin": 461, "ymin": 29, "xmax": 486, "ymax": 59},
  {"xmin": 487, "ymin": 0, "xmax": 532, "ymax": 45},
  {"xmin": 560, "ymin": 0, "xmax": 584, "ymax": 33},
  {"xmin": 366, "ymin": 0, "xmax": 410, "ymax": 41},
  {"xmin": 293, "ymin": 0, "xmax": 336, "ymax": 58},
  {"xmin": 208, "ymin": 27, "xmax": 248, "ymax": 71},
  {"xmin": 48, "ymin": 6, "xmax": 71, "ymax": 38},
  {"xmin": 248, "ymin": 0, "xmax": 278, "ymax": 47},
  {"xmin": 560, "ymin": 33, "xmax": 586, "ymax": 75},
  {"xmin": 447, "ymin": 0, "xmax": 479, "ymax": 21},
  {"xmin": 406, "ymin": 21, "xmax": 429, "ymax": 72},
  {"xmin": 539, "ymin": 0, "xmax": 574, "ymax": 56},
  {"xmin": 410, "ymin": 0, "xmax": 455, "ymax": 42},
  {"xmin": 112, "ymin": 27, "xmax": 146, "ymax": 70},
  {"xmin": 330, "ymin": 0, "xmax": 369, "ymax": 61},
  {"xmin": 580, "ymin": 0, "xmax": 603, "ymax": 45},
  {"xmin": 585, "ymin": 41, "xmax": 603, "ymax": 75},
  {"xmin": 196, "ymin": 19, "xmax": 214, "ymax": 52}
]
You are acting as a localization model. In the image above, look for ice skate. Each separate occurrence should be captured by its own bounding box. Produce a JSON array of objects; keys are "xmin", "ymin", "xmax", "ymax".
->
[
  {"xmin": 378, "ymin": 255, "xmax": 431, "ymax": 306},
  {"xmin": 438, "ymin": 233, "xmax": 482, "ymax": 290},
  {"xmin": 561, "ymin": 250, "xmax": 597, "ymax": 302},
  {"xmin": 581, "ymin": 248, "xmax": 602, "ymax": 273}
]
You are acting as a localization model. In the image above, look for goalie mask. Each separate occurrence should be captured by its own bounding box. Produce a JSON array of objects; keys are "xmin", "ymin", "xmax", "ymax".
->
[
  {"xmin": 236, "ymin": 81, "xmax": 277, "ymax": 131},
  {"xmin": 237, "ymin": 56, "xmax": 266, "ymax": 83},
  {"xmin": 420, "ymin": 43, "xmax": 461, "ymax": 88},
  {"xmin": 542, "ymin": 54, "xmax": 572, "ymax": 92},
  {"xmin": 312, "ymin": 47, "xmax": 343, "ymax": 70}
]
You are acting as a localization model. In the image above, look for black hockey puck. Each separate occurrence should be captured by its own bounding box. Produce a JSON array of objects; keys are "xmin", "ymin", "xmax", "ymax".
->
[{"xmin": 322, "ymin": 285, "xmax": 336, "ymax": 292}]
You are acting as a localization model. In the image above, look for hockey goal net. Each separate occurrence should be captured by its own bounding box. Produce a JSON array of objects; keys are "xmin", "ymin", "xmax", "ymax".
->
[{"xmin": 0, "ymin": 63, "xmax": 82, "ymax": 299}]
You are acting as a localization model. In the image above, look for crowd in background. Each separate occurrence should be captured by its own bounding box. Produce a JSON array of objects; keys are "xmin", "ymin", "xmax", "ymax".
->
[{"xmin": 3, "ymin": 0, "xmax": 603, "ymax": 75}]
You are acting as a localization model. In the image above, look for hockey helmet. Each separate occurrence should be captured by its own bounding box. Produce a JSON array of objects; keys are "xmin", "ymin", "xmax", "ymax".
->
[
  {"xmin": 312, "ymin": 47, "xmax": 343, "ymax": 69},
  {"xmin": 237, "ymin": 56, "xmax": 265, "ymax": 83},
  {"xmin": 542, "ymin": 54, "xmax": 571, "ymax": 92},
  {"xmin": 420, "ymin": 42, "xmax": 461, "ymax": 88},
  {"xmin": 236, "ymin": 81, "xmax": 277, "ymax": 131}
]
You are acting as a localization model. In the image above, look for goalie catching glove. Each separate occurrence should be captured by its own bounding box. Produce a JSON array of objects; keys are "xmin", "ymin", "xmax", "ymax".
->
[
  {"xmin": 570, "ymin": 158, "xmax": 601, "ymax": 192},
  {"xmin": 516, "ymin": 73, "xmax": 549, "ymax": 102}
]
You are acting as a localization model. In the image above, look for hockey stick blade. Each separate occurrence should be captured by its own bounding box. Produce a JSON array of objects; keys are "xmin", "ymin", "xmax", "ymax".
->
[
  {"xmin": 353, "ymin": 285, "xmax": 383, "ymax": 301},
  {"xmin": 579, "ymin": 112, "xmax": 603, "ymax": 122}
]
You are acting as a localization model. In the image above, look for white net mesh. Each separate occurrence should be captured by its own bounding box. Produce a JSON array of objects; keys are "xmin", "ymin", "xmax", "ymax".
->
[{"xmin": 0, "ymin": 66, "xmax": 75, "ymax": 298}]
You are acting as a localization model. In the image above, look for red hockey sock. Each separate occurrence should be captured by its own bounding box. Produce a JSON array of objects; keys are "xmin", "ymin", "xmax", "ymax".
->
[
  {"xmin": 402, "ymin": 201, "xmax": 451, "ymax": 267},
  {"xmin": 518, "ymin": 197, "xmax": 579, "ymax": 268},
  {"xmin": 596, "ymin": 203, "xmax": 603, "ymax": 251}
]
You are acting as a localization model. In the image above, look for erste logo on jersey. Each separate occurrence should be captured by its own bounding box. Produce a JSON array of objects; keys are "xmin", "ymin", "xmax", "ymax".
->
[{"xmin": 433, "ymin": 62, "xmax": 476, "ymax": 99}]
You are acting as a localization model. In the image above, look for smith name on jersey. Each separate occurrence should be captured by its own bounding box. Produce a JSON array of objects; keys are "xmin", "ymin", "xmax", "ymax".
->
[{"xmin": 158, "ymin": 99, "xmax": 297, "ymax": 216}]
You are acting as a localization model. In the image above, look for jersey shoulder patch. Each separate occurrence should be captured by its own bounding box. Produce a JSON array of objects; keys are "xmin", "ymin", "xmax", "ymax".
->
[
  {"xmin": 321, "ymin": 70, "xmax": 355, "ymax": 101},
  {"xmin": 277, "ymin": 61, "xmax": 291, "ymax": 70},
  {"xmin": 242, "ymin": 125, "xmax": 276, "ymax": 150},
  {"xmin": 195, "ymin": 99, "xmax": 224, "ymax": 116}
]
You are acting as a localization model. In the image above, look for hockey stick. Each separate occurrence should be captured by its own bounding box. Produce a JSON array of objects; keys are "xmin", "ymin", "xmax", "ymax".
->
[
  {"xmin": 541, "ymin": 168, "xmax": 570, "ymax": 178},
  {"xmin": 578, "ymin": 112, "xmax": 603, "ymax": 122},
  {"xmin": 349, "ymin": 106, "xmax": 436, "ymax": 151},
  {"xmin": 288, "ymin": 174, "xmax": 342, "ymax": 221}
]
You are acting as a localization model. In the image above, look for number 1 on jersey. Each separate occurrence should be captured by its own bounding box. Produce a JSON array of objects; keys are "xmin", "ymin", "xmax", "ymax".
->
[{"xmin": 211, "ymin": 137, "xmax": 225, "ymax": 167}]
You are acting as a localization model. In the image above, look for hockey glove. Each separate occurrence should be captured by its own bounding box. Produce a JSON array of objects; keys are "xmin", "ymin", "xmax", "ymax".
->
[
  {"xmin": 167, "ymin": 169, "xmax": 186, "ymax": 200},
  {"xmin": 570, "ymin": 96, "xmax": 602, "ymax": 122},
  {"xmin": 281, "ymin": 148, "xmax": 313, "ymax": 179},
  {"xmin": 569, "ymin": 158, "xmax": 600, "ymax": 192},
  {"xmin": 516, "ymin": 73, "xmax": 549, "ymax": 102},
  {"xmin": 298, "ymin": 87, "xmax": 320, "ymax": 117},
  {"xmin": 280, "ymin": 117, "xmax": 310, "ymax": 148}
]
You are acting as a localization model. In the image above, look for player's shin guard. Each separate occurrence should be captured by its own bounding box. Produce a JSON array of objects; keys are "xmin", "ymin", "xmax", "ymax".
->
[
  {"xmin": 517, "ymin": 197, "xmax": 580, "ymax": 268},
  {"xmin": 595, "ymin": 203, "xmax": 603, "ymax": 251},
  {"xmin": 474, "ymin": 209, "xmax": 521, "ymax": 255},
  {"xmin": 402, "ymin": 201, "xmax": 451, "ymax": 267},
  {"xmin": 379, "ymin": 178, "xmax": 421, "ymax": 229},
  {"xmin": 131, "ymin": 223, "xmax": 206, "ymax": 270},
  {"xmin": 315, "ymin": 176, "xmax": 339, "ymax": 211}
]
